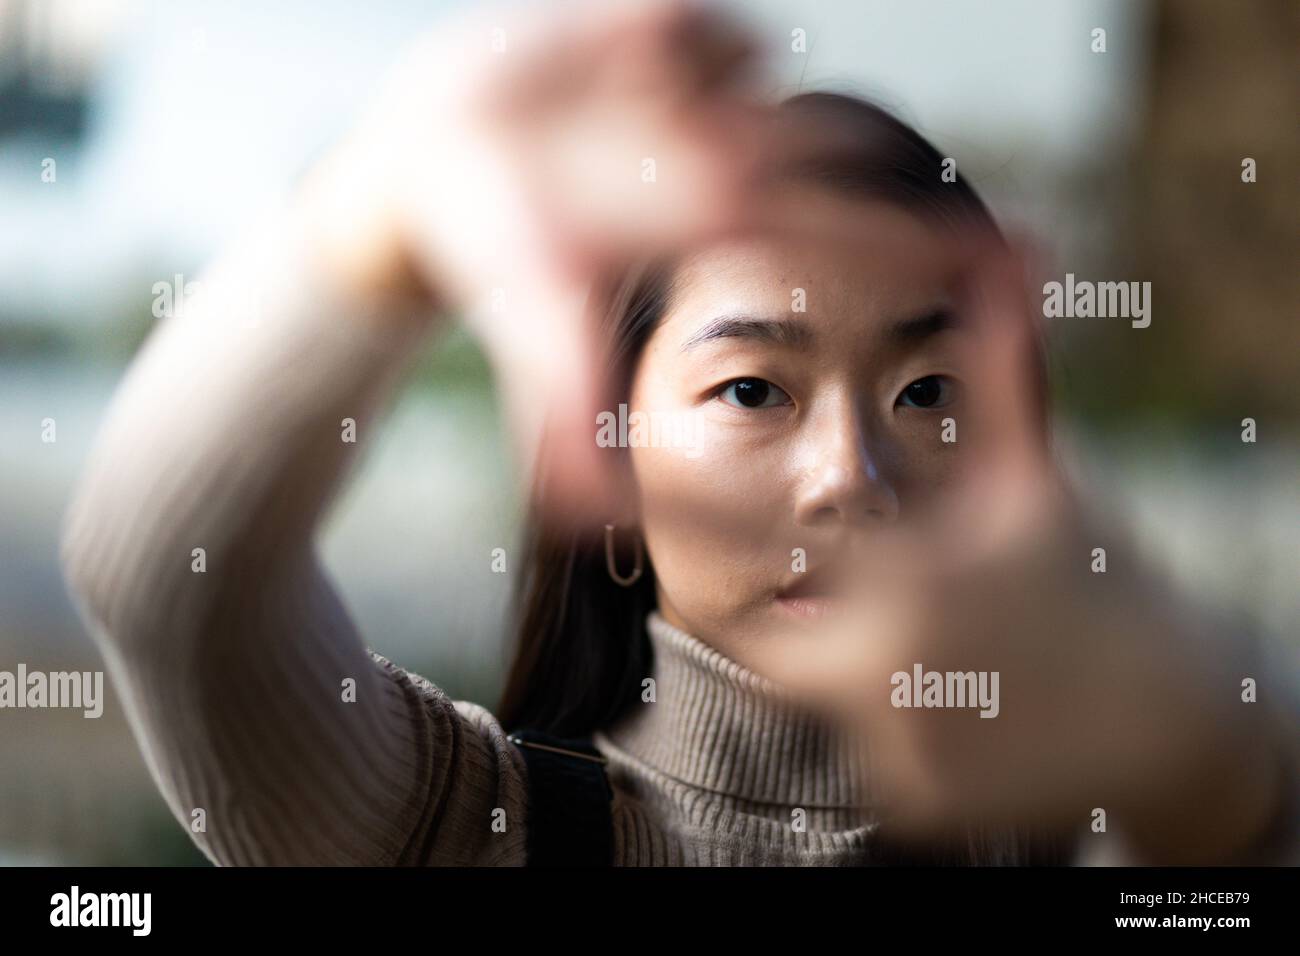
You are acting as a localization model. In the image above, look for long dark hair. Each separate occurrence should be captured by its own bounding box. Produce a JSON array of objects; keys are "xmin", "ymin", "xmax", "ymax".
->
[{"xmin": 496, "ymin": 92, "xmax": 1066, "ymax": 864}]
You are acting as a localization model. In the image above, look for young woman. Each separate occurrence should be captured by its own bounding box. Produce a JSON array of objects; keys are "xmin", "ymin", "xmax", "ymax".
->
[{"xmin": 60, "ymin": 2, "xmax": 1297, "ymax": 866}]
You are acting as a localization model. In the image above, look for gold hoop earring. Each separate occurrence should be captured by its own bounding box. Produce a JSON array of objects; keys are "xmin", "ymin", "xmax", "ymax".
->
[{"xmin": 604, "ymin": 523, "xmax": 644, "ymax": 587}]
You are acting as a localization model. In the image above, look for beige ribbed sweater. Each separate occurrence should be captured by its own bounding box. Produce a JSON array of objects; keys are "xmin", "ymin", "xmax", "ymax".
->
[
  {"xmin": 57, "ymin": 211, "xmax": 1292, "ymax": 866},
  {"xmin": 595, "ymin": 610, "xmax": 881, "ymax": 865}
]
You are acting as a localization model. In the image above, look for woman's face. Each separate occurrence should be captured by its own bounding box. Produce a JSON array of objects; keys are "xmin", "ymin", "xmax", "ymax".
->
[{"xmin": 627, "ymin": 199, "xmax": 975, "ymax": 665}]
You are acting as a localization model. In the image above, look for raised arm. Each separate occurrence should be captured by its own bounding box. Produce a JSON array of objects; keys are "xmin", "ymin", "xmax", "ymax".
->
[{"xmin": 58, "ymin": 205, "xmax": 529, "ymax": 865}]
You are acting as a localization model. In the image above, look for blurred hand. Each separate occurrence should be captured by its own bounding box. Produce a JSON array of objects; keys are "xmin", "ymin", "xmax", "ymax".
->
[
  {"xmin": 744, "ymin": 240, "xmax": 1288, "ymax": 863},
  {"xmin": 300, "ymin": 0, "xmax": 823, "ymax": 524}
]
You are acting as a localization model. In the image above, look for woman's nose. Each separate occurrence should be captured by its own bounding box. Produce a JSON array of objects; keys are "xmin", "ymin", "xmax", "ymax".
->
[{"xmin": 793, "ymin": 418, "xmax": 900, "ymax": 528}]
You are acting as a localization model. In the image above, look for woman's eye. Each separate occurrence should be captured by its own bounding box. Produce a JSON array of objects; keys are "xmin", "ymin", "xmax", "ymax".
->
[
  {"xmin": 897, "ymin": 375, "xmax": 956, "ymax": 409},
  {"xmin": 718, "ymin": 377, "xmax": 792, "ymax": 409}
]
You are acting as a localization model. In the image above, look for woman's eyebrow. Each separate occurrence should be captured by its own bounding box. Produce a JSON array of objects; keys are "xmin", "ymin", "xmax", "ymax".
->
[
  {"xmin": 681, "ymin": 315, "xmax": 814, "ymax": 351},
  {"xmin": 886, "ymin": 308, "xmax": 959, "ymax": 344}
]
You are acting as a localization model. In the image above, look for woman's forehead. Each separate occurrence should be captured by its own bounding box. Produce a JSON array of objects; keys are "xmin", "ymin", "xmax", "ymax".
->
[
  {"xmin": 676, "ymin": 196, "xmax": 956, "ymax": 279},
  {"xmin": 662, "ymin": 209, "xmax": 961, "ymax": 340}
]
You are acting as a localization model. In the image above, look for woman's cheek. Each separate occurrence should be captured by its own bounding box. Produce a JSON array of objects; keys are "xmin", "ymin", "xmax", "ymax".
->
[{"xmin": 630, "ymin": 426, "xmax": 791, "ymax": 632}]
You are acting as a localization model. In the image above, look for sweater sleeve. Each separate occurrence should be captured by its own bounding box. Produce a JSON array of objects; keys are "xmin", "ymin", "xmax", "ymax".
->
[{"xmin": 58, "ymin": 208, "xmax": 529, "ymax": 866}]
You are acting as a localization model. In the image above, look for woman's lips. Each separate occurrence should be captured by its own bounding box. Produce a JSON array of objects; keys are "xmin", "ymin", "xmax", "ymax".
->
[
  {"xmin": 775, "ymin": 595, "xmax": 839, "ymax": 619},
  {"xmin": 775, "ymin": 562, "xmax": 853, "ymax": 619}
]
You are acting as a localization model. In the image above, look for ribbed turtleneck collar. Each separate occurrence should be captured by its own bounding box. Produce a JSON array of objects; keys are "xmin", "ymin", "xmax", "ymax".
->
[{"xmin": 600, "ymin": 610, "xmax": 871, "ymax": 809}]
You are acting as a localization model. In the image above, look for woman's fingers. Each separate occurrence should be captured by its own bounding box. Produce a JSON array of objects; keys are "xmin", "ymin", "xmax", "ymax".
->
[
  {"xmin": 595, "ymin": 0, "xmax": 760, "ymax": 100},
  {"xmin": 959, "ymin": 240, "xmax": 1050, "ymax": 482},
  {"xmin": 482, "ymin": 275, "xmax": 625, "ymax": 527},
  {"xmin": 501, "ymin": 0, "xmax": 757, "ymax": 111},
  {"xmin": 902, "ymin": 235, "xmax": 1065, "ymax": 554}
]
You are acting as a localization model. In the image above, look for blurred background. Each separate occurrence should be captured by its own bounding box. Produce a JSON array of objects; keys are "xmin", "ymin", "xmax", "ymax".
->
[{"xmin": 1, "ymin": 0, "xmax": 1295, "ymax": 864}]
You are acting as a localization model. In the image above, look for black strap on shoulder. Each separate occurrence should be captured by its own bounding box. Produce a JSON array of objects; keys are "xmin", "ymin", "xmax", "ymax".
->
[{"xmin": 506, "ymin": 727, "xmax": 614, "ymax": 867}]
